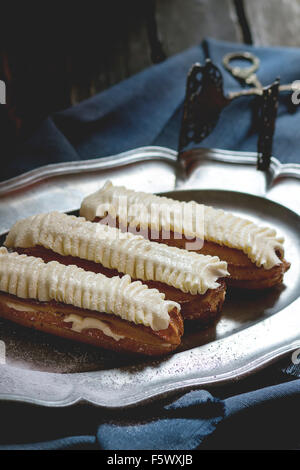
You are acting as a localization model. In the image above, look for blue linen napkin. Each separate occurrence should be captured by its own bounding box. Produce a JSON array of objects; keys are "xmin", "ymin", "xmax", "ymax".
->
[
  {"xmin": 1, "ymin": 375, "xmax": 300, "ymax": 450},
  {"xmin": 4, "ymin": 37, "xmax": 300, "ymax": 181},
  {"xmin": 0, "ymin": 38, "xmax": 300, "ymax": 450}
]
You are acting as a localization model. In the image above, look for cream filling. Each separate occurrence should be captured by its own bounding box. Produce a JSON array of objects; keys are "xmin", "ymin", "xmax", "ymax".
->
[
  {"xmin": 63, "ymin": 314, "xmax": 124, "ymax": 341},
  {"xmin": 6, "ymin": 301, "xmax": 36, "ymax": 313},
  {"xmin": 80, "ymin": 181, "xmax": 285, "ymax": 270},
  {"xmin": 5, "ymin": 211, "xmax": 229, "ymax": 295},
  {"xmin": 6, "ymin": 300, "xmax": 124, "ymax": 341},
  {"xmin": 0, "ymin": 247, "xmax": 178, "ymax": 331}
]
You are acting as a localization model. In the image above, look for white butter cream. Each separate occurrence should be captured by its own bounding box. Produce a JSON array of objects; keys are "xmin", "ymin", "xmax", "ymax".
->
[
  {"xmin": 5, "ymin": 211, "xmax": 228, "ymax": 295},
  {"xmin": 80, "ymin": 181, "xmax": 285, "ymax": 269},
  {"xmin": 0, "ymin": 247, "xmax": 178, "ymax": 330}
]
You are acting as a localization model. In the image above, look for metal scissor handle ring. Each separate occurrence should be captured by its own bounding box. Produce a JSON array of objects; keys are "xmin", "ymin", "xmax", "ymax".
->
[{"xmin": 222, "ymin": 51, "xmax": 260, "ymax": 81}]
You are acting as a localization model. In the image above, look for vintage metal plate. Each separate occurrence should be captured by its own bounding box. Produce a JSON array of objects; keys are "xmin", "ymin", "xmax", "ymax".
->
[{"xmin": 0, "ymin": 146, "xmax": 299, "ymax": 408}]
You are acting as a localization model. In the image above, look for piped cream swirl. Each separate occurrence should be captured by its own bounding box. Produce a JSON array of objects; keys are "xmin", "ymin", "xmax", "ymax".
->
[
  {"xmin": 0, "ymin": 247, "xmax": 178, "ymax": 330},
  {"xmin": 5, "ymin": 212, "xmax": 228, "ymax": 295},
  {"xmin": 80, "ymin": 181, "xmax": 285, "ymax": 270}
]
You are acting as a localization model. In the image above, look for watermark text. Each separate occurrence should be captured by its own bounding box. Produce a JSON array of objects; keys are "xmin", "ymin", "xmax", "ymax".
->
[
  {"xmin": 0, "ymin": 80, "xmax": 6, "ymax": 104},
  {"xmin": 0, "ymin": 340, "xmax": 6, "ymax": 364}
]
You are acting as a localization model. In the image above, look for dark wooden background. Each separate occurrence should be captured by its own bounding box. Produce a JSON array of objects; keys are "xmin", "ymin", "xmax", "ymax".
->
[{"xmin": 1, "ymin": 0, "xmax": 300, "ymax": 141}]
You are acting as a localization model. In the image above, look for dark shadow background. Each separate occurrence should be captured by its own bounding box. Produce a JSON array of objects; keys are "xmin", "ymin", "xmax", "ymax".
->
[
  {"xmin": 0, "ymin": 1, "xmax": 250, "ymax": 167},
  {"xmin": 0, "ymin": 2, "xmax": 156, "ymax": 144}
]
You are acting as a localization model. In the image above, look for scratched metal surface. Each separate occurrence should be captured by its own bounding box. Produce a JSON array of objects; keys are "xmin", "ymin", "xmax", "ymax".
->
[{"xmin": 0, "ymin": 146, "xmax": 299, "ymax": 408}]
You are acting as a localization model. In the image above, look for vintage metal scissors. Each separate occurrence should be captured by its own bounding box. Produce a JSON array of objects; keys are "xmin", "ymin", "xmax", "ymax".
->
[
  {"xmin": 223, "ymin": 51, "xmax": 262, "ymax": 90},
  {"xmin": 222, "ymin": 51, "xmax": 294, "ymax": 98},
  {"xmin": 179, "ymin": 54, "xmax": 299, "ymax": 169}
]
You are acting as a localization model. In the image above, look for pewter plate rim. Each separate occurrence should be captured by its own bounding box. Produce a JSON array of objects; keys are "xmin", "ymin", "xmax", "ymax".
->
[{"xmin": 1, "ymin": 145, "xmax": 300, "ymax": 197}]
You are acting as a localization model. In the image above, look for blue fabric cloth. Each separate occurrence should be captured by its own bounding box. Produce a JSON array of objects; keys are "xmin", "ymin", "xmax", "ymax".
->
[
  {"xmin": 1, "ymin": 38, "xmax": 300, "ymax": 450},
  {"xmin": 4, "ymin": 37, "xmax": 300, "ymax": 182},
  {"xmin": 1, "ymin": 374, "xmax": 300, "ymax": 450}
]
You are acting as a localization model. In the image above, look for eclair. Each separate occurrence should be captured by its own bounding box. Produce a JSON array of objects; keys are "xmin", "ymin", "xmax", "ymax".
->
[
  {"xmin": 5, "ymin": 212, "xmax": 228, "ymax": 322},
  {"xmin": 0, "ymin": 248, "xmax": 183, "ymax": 356},
  {"xmin": 79, "ymin": 181, "xmax": 290, "ymax": 290}
]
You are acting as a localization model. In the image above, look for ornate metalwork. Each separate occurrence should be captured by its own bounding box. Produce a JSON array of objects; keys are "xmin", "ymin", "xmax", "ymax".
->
[
  {"xmin": 257, "ymin": 80, "xmax": 280, "ymax": 171},
  {"xmin": 179, "ymin": 60, "xmax": 229, "ymax": 150},
  {"xmin": 179, "ymin": 59, "xmax": 291, "ymax": 172}
]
